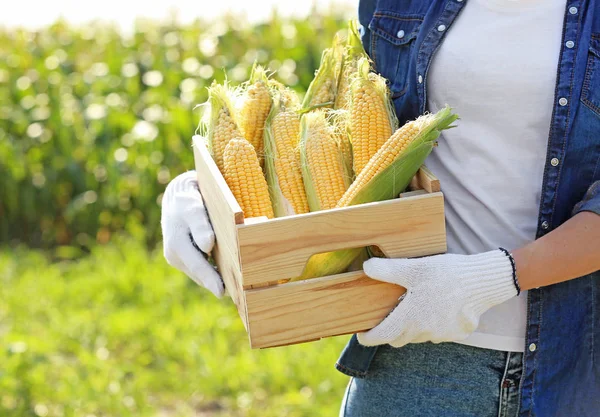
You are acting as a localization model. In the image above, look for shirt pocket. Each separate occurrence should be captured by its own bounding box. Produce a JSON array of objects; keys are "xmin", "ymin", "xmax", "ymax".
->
[
  {"xmin": 581, "ymin": 34, "xmax": 600, "ymax": 116},
  {"xmin": 368, "ymin": 13, "xmax": 423, "ymax": 98}
]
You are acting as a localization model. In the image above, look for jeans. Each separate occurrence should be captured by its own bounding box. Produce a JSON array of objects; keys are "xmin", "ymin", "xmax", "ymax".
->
[{"xmin": 340, "ymin": 342, "xmax": 523, "ymax": 417}]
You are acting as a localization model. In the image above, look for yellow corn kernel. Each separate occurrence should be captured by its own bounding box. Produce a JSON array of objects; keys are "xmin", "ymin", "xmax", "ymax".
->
[
  {"xmin": 205, "ymin": 83, "xmax": 242, "ymax": 173},
  {"xmin": 239, "ymin": 66, "xmax": 272, "ymax": 167},
  {"xmin": 271, "ymin": 110, "xmax": 309, "ymax": 214},
  {"xmin": 223, "ymin": 138, "xmax": 274, "ymax": 219},
  {"xmin": 350, "ymin": 74, "xmax": 396, "ymax": 175},
  {"xmin": 348, "ymin": 59, "xmax": 398, "ymax": 175},
  {"xmin": 301, "ymin": 111, "xmax": 349, "ymax": 211},
  {"xmin": 212, "ymin": 108, "xmax": 241, "ymax": 172}
]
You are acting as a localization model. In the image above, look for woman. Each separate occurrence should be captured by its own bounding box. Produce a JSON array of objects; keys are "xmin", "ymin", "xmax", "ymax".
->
[{"xmin": 161, "ymin": 0, "xmax": 600, "ymax": 415}]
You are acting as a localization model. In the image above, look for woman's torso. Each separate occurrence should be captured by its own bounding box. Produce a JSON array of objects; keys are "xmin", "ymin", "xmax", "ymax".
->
[{"xmin": 425, "ymin": 0, "xmax": 567, "ymax": 352}]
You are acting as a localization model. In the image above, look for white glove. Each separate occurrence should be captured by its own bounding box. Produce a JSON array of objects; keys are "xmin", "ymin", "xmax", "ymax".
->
[
  {"xmin": 357, "ymin": 250, "xmax": 518, "ymax": 348},
  {"xmin": 161, "ymin": 171, "xmax": 224, "ymax": 297}
]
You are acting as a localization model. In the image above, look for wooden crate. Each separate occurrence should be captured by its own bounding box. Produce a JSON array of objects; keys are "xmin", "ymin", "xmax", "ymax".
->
[{"xmin": 192, "ymin": 136, "xmax": 446, "ymax": 348}]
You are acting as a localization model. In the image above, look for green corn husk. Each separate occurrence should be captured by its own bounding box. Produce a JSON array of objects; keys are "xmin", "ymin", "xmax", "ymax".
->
[
  {"xmin": 292, "ymin": 106, "xmax": 459, "ymax": 281},
  {"xmin": 263, "ymin": 89, "xmax": 305, "ymax": 217},
  {"xmin": 295, "ymin": 247, "xmax": 367, "ymax": 281}
]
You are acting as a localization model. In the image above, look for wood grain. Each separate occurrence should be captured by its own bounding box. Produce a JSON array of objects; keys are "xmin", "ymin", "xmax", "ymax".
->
[
  {"xmin": 245, "ymin": 271, "xmax": 406, "ymax": 348},
  {"xmin": 237, "ymin": 193, "xmax": 446, "ymax": 287}
]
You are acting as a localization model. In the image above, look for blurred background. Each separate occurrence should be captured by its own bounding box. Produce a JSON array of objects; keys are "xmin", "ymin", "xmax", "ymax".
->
[{"xmin": 0, "ymin": 1, "xmax": 358, "ymax": 415}]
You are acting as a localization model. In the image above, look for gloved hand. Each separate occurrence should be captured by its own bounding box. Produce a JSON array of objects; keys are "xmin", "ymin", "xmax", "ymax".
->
[
  {"xmin": 357, "ymin": 250, "xmax": 518, "ymax": 348},
  {"xmin": 161, "ymin": 170, "xmax": 224, "ymax": 297}
]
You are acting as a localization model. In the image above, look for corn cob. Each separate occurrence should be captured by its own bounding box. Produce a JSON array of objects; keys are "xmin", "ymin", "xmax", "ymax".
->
[
  {"xmin": 293, "ymin": 106, "xmax": 458, "ymax": 281},
  {"xmin": 223, "ymin": 138, "xmax": 274, "ymax": 219},
  {"xmin": 202, "ymin": 82, "xmax": 243, "ymax": 173},
  {"xmin": 335, "ymin": 58, "xmax": 358, "ymax": 111},
  {"xmin": 349, "ymin": 58, "xmax": 398, "ymax": 175},
  {"xmin": 339, "ymin": 107, "xmax": 458, "ymax": 207},
  {"xmin": 299, "ymin": 110, "xmax": 350, "ymax": 211},
  {"xmin": 239, "ymin": 65, "xmax": 272, "ymax": 167},
  {"xmin": 301, "ymin": 41, "xmax": 343, "ymax": 111},
  {"xmin": 264, "ymin": 90, "xmax": 309, "ymax": 217},
  {"xmin": 335, "ymin": 20, "xmax": 366, "ymax": 110},
  {"xmin": 336, "ymin": 120, "xmax": 421, "ymax": 207}
]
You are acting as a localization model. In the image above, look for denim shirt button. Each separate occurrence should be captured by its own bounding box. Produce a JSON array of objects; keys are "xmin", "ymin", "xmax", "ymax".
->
[
  {"xmin": 358, "ymin": 24, "xmax": 365, "ymax": 37},
  {"xmin": 418, "ymin": 75, "xmax": 423, "ymax": 84},
  {"xmin": 541, "ymin": 221, "xmax": 549, "ymax": 229},
  {"xmin": 559, "ymin": 97, "xmax": 568, "ymax": 106},
  {"xmin": 569, "ymin": 6, "xmax": 578, "ymax": 14},
  {"xmin": 397, "ymin": 30, "xmax": 405, "ymax": 39},
  {"xmin": 566, "ymin": 40, "xmax": 575, "ymax": 49},
  {"xmin": 551, "ymin": 158, "xmax": 560, "ymax": 167},
  {"xmin": 529, "ymin": 343, "xmax": 537, "ymax": 352},
  {"xmin": 437, "ymin": 24, "xmax": 447, "ymax": 32}
]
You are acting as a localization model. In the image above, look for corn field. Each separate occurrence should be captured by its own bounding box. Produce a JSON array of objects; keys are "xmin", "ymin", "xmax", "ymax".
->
[{"xmin": 0, "ymin": 12, "xmax": 348, "ymax": 248}]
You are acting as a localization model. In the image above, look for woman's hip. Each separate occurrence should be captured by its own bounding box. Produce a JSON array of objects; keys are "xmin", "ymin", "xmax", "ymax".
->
[{"xmin": 340, "ymin": 341, "xmax": 523, "ymax": 417}]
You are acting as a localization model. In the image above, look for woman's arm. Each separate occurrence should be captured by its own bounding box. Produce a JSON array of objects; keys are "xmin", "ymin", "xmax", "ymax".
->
[
  {"xmin": 358, "ymin": 211, "xmax": 600, "ymax": 348},
  {"xmin": 358, "ymin": 183, "xmax": 600, "ymax": 348},
  {"xmin": 514, "ymin": 211, "xmax": 600, "ymax": 291}
]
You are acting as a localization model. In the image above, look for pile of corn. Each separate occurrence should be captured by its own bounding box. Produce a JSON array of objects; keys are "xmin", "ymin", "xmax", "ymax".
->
[{"xmin": 198, "ymin": 21, "xmax": 458, "ymax": 280}]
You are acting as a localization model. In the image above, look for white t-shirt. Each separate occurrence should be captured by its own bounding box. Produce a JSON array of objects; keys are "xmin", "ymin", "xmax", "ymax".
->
[{"xmin": 426, "ymin": 0, "xmax": 566, "ymax": 352}]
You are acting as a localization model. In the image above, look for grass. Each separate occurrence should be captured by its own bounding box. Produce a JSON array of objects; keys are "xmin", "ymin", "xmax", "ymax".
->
[{"xmin": 0, "ymin": 239, "xmax": 350, "ymax": 416}]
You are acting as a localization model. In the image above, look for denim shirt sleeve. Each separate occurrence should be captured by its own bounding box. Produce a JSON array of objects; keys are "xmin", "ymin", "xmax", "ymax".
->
[
  {"xmin": 572, "ymin": 180, "xmax": 600, "ymax": 216},
  {"xmin": 335, "ymin": 334, "xmax": 379, "ymax": 378}
]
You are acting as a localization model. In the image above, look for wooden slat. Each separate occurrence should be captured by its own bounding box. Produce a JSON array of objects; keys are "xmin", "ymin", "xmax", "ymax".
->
[
  {"xmin": 400, "ymin": 189, "xmax": 428, "ymax": 198},
  {"xmin": 192, "ymin": 136, "xmax": 243, "ymax": 276},
  {"xmin": 193, "ymin": 136, "xmax": 247, "ymax": 318},
  {"xmin": 213, "ymin": 243, "xmax": 248, "ymax": 330},
  {"xmin": 420, "ymin": 166, "xmax": 441, "ymax": 192},
  {"xmin": 243, "ymin": 216, "xmax": 270, "ymax": 225},
  {"xmin": 237, "ymin": 192, "xmax": 446, "ymax": 287},
  {"xmin": 245, "ymin": 271, "xmax": 406, "ymax": 348},
  {"xmin": 410, "ymin": 165, "xmax": 440, "ymax": 193}
]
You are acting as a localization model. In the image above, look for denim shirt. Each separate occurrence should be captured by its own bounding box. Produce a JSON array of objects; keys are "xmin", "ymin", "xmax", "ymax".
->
[{"xmin": 335, "ymin": 1, "xmax": 600, "ymax": 415}]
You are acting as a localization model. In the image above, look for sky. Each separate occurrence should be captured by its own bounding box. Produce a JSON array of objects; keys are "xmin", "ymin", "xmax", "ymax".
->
[{"xmin": 0, "ymin": 0, "xmax": 356, "ymax": 29}]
